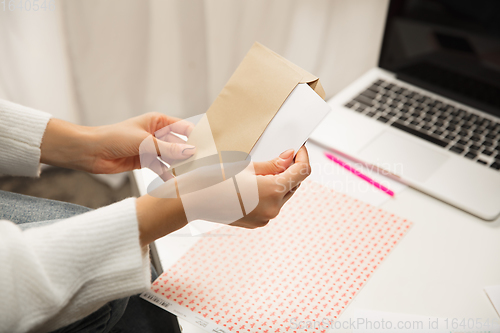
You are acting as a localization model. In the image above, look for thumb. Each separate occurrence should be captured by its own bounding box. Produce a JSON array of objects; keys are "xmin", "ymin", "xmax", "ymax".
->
[
  {"xmin": 157, "ymin": 140, "xmax": 196, "ymax": 161},
  {"xmin": 253, "ymin": 149, "xmax": 294, "ymax": 175}
]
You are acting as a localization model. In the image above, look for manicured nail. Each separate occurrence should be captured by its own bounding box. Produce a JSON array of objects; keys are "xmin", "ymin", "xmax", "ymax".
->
[
  {"xmin": 279, "ymin": 149, "xmax": 294, "ymax": 159},
  {"xmin": 182, "ymin": 146, "xmax": 196, "ymax": 156}
]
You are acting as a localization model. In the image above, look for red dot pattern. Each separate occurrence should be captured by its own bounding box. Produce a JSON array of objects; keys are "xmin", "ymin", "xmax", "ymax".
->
[{"xmin": 150, "ymin": 181, "xmax": 412, "ymax": 332}]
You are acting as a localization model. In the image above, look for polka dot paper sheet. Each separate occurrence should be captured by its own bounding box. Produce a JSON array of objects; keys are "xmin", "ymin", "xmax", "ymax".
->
[{"xmin": 142, "ymin": 181, "xmax": 412, "ymax": 332}]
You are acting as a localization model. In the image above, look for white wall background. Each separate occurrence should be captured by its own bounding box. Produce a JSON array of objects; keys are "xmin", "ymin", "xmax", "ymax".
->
[{"xmin": 0, "ymin": 0, "xmax": 388, "ymax": 125}]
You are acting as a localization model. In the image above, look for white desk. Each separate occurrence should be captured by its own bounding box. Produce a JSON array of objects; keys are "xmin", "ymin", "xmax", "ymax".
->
[{"xmin": 132, "ymin": 146, "xmax": 500, "ymax": 332}]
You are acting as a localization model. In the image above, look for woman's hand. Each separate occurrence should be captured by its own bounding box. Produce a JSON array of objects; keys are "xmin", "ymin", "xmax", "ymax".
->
[
  {"xmin": 135, "ymin": 146, "xmax": 311, "ymax": 246},
  {"xmin": 40, "ymin": 112, "xmax": 195, "ymax": 174},
  {"xmin": 230, "ymin": 146, "xmax": 310, "ymax": 229}
]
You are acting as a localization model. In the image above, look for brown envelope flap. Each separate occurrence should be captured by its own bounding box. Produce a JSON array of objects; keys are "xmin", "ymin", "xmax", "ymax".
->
[
  {"xmin": 204, "ymin": 42, "xmax": 324, "ymax": 154},
  {"xmin": 265, "ymin": 45, "xmax": 326, "ymax": 100}
]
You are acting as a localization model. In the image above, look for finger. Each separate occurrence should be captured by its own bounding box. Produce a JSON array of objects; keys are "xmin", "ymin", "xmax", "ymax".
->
[
  {"xmin": 294, "ymin": 145, "xmax": 310, "ymax": 165},
  {"xmin": 157, "ymin": 132, "xmax": 187, "ymax": 145},
  {"xmin": 157, "ymin": 140, "xmax": 196, "ymax": 161},
  {"xmin": 146, "ymin": 157, "xmax": 174, "ymax": 181},
  {"xmin": 168, "ymin": 119, "xmax": 195, "ymax": 137},
  {"xmin": 274, "ymin": 146, "xmax": 311, "ymax": 192},
  {"xmin": 252, "ymin": 149, "xmax": 294, "ymax": 175},
  {"xmin": 155, "ymin": 118, "xmax": 195, "ymax": 139}
]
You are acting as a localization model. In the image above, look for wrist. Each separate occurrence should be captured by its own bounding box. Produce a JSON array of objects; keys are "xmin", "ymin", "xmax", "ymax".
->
[
  {"xmin": 40, "ymin": 118, "xmax": 97, "ymax": 171},
  {"xmin": 136, "ymin": 194, "xmax": 188, "ymax": 247}
]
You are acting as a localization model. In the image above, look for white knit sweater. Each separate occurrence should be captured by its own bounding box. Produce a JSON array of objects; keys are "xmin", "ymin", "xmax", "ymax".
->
[{"xmin": 0, "ymin": 100, "xmax": 151, "ymax": 333}]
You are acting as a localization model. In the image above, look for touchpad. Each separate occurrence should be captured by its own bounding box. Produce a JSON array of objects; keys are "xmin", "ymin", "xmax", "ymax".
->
[{"xmin": 358, "ymin": 130, "xmax": 449, "ymax": 182}]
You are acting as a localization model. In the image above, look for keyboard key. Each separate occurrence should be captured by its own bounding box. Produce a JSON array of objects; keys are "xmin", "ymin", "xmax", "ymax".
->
[
  {"xmin": 482, "ymin": 149, "xmax": 494, "ymax": 156},
  {"xmin": 483, "ymin": 140, "xmax": 494, "ymax": 147},
  {"xmin": 374, "ymin": 79, "xmax": 385, "ymax": 86},
  {"xmin": 366, "ymin": 111, "xmax": 377, "ymax": 117},
  {"xmin": 361, "ymin": 89, "xmax": 377, "ymax": 99},
  {"xmin": 434, "ymin": 129, "xmax": 444, "ymax": 136},
  {"xmin": 355, "ymin": 106, "xmax": 366, "ymax": 112},
  {"xmin": 410, "ymin": 120, "xmax": 420, "ymax": 126},
  {"xmin": 445, "ymin": 134, "xmax": 456, "ymax": 140},
  {"xmin": 477, "ymin": 159, "xmax": 487, "ymax": 165},
  {"xmin": 345, "ymin": 101, "xmax": 355, "ymax": 108},
  {"xmin": 470, "ymin": 135, "xmax": 481, "ymax": 142},
  {"xmin": 399, "ymin": 116, "xmax": 409, "ymax": 121},
  {"xmin": 450, "ymin": 145, "xmax": 465, "ymax": 154},
  {"xmin": 488, "ymin": 123, "xmax": 500, "ymax": 131},
  {"xmin": 465, "ymin": 152, "xmax": 477, "ymax": 159},
  {"xmin": 491, "ymin": 162, "xmax": 500, "ymax": 170},
  {"xmin": 391, "ymin": 122, "xmax": 449, "ymax": 147},
  {"xmin": 422, "ymin": 125, "xmax": 432, "ymax": 131},
  {"xmin": 479, "ymin": 118, "xmax": 491, "ymax": 127},
  {"xmin": 457, "ymin": 139, "xmax": 468, "ymax": 146},
  {"xmin": 469, "ymin": 144, "xmax": 481, "ymax": 152},
  {"xmin": 464, "ymin": 114, "xmax": 478, "ymax": 122},
  {"xmin": 458, "ymin": 129, "xmax": 469, "ymax": 136},
  {"xmin": 354, "ymin": 95, "xmax": 374, "ymax": 107},
  {"xmin": 485, "ymin": 133, "xmax": 497, "ymax": 140},
  {"xmin": 377, "ymin": 116, "xmax": 390, "ymax": 123}
]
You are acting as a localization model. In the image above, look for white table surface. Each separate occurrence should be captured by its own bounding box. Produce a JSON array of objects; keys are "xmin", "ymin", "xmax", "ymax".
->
[{"xmin": 133, "ymin": 144, "xmax": 500, "ymax": 332}]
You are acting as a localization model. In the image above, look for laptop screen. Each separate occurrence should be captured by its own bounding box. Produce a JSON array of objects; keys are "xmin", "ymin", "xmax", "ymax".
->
[{"xmin": 379, "ymin": 0, "xmax": 500, "ymax": 118}]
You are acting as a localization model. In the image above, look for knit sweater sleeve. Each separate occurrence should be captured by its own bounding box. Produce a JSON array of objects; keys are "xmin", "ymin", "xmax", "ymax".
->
[
  {"xmin": 0, "ymin": 99, "xmax": 52, "ymax": 177},
  {"xmin": 0, "ymin": 100, "xmax": 151, "ymax": 332},
  {"xmin": 0, "ymin": 198, "xmax": 151, "ymax": 333}
]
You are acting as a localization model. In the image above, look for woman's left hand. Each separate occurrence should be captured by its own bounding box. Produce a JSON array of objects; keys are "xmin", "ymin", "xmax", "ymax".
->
[{"xmin": 40, "ymin": 112, "xmax": 195, "ymax": 174}]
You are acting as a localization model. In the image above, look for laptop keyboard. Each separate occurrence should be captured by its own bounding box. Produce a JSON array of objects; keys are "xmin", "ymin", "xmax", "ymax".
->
[{"xmin": 345, "ymin": 79, "xmax": 500, "ymax": 171}]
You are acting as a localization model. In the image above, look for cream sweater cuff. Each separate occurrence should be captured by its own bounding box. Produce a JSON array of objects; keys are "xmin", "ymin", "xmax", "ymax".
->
[{"xmin": 0, "ymin": 99, "xmax": 52, "ymax": 177}]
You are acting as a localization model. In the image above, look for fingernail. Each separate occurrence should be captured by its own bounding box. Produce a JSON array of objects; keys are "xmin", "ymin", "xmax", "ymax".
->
[
  {"xmin": 279, "ymin": 149, "xmax": 294, "ymax": 159},
  {"xmin": 182, "ymin": 145, "xmax": 196, "ymax": 156}
]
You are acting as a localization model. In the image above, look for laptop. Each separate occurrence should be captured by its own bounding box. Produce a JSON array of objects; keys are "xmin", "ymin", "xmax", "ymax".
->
[{"xmin": 310, "ymin": 0, "xmax": 500, "ymax": 220}]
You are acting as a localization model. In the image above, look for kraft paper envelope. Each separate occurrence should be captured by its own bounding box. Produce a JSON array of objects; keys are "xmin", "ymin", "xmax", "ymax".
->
[{"xmin": 170, "ymin": 41, "xmax": 326, "ymax": 176}]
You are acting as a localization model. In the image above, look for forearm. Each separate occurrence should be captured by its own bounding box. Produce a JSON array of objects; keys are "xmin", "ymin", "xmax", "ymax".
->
[
  {"xmin": 136, "ymin": 195, "xmax": 188, "ymax": 247},
  {"xmin": 40, "ymin": 118, "xmax": 97, "ymax": 171}
]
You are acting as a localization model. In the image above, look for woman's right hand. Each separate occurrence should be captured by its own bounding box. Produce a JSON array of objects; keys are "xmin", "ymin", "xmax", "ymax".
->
[
  {"xmin": 230, "ymin": 146, "xmax": 310, "ymax": 229},
  {"xmin": 136, "ymin": 146, "xmax": 311, "ymax": 247}
]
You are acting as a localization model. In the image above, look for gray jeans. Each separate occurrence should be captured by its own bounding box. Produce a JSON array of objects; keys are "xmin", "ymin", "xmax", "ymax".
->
[{"xmin": 0, "ymin": 190, "xmax": 179, "ymax": 333}]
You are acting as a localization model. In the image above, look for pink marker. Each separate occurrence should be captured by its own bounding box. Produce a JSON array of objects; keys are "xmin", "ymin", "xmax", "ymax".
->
[{"xmin": 324, "ymin": 152, "xmax": 395, "ymax": 197}]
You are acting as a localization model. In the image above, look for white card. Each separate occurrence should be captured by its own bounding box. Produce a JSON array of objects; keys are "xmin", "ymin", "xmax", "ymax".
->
[{"xmin": 250, "ymin": 83, "xmax": 331, "ymax": 162}]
